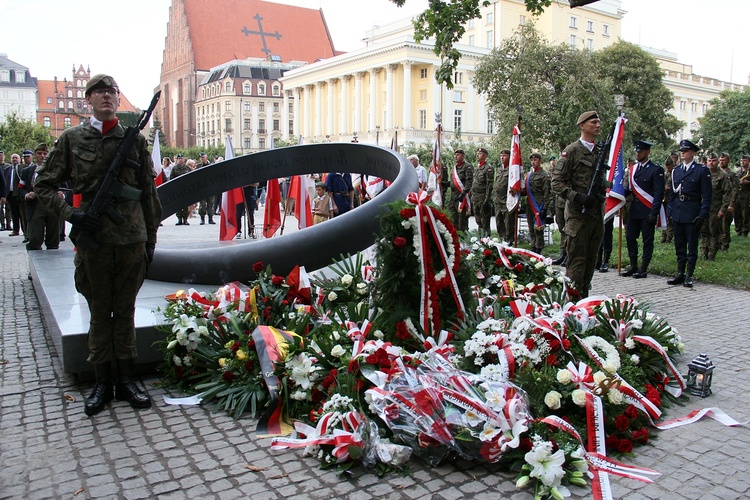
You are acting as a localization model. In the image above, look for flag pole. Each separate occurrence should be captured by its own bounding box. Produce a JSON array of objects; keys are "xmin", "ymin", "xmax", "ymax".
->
[
  {"xmin": 514, "ymin": 108, "xmax": 522, "ymax": 248},
  {"xmin": 617, "ymin": 207, "xmax": 623, "ymax": 272}
]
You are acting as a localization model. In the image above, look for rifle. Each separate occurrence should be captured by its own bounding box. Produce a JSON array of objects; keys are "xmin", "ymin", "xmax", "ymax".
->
[
  {"xmin": 581, "ymin": 112, "xmax": 618, "ymax": 215},
  {"xmin": 70, "ymin": 91, "xmax": 162, "ymax": 250}
]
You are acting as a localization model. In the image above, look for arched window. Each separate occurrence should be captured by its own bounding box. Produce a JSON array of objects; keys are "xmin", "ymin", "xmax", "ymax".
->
[
  {"xmin": 244, "ymin": 83, "xmax": 251, "ymax": 94},
  {"xmin": 77, "ymin": 79, "xmax": 82, "ymax": 87},
  {"xmin": 67, "ymin": 90, "xmax": 73, "ymax": 98},
  {"xmin": 64, "ymin": 117, "xmax": 71, "ymax": 128},
  {"xmin": 258, "ymin": 83, "xmax": 266, "ymax": 95},
  {"xmin": 68, "ymin": 100, "xmax": 73, "ymax": 109},
  {"xmin": 272, "ymin": 85, "xmax": 280, "ymax": 96},
  {"xmin": 77, "ymin": 90, "xmax": 83, "ymax": 98},
  {"xmin": 58, "ymin": 101, "xmax": 64, "ymax": 109}
]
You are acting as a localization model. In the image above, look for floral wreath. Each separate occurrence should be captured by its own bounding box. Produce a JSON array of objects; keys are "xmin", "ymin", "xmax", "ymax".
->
[{"xmin": 399, "ymin": 191, "xmax": 464, "ymax": 336}]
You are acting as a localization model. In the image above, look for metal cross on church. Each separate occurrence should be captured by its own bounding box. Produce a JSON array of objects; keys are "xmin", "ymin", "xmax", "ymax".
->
[{"xmin": 241, "ymin": 14, "xmax": 282, "ymax": 56}]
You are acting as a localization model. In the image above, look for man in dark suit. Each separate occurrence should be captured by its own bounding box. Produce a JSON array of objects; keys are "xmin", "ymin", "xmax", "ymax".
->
[
  {"xmin": 621, "ymin": 141, "xmax": 665, "ymax": 278},
  {"xmin": 666, "ymin": 139, "xmax": 712, "ymax": 288},
  {"xmin": 19, "ymin": 143, "xmax": 61, "ymax": 251}
]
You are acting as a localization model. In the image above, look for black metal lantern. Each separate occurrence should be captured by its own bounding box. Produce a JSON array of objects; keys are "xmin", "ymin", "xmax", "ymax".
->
[{"xmin": 686, "ymin": 353, "xmax": 714, "ymax": 397}]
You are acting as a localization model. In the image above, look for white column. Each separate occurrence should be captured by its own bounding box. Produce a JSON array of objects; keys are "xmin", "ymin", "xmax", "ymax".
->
[
  {"xmin": 354, "ymin": 72, "xmax": 364, "ymax": 135},
  {"xmin": 340, "ymin": 75, "xmax": 350, "ymax": 135},
  {"xmin": 252, "ymin": 105, "xmax": 259, "ymax": 149},
  {"xmin": 293, "ymin": 88, "xmax": 301, "ymax": 138},
  {"xmin": 327, "ymin": 78, "xmax": 336, "ymax": 135},
  {"xmin": 466, "ymin": 78, "xmax": 475, "ymax": 134},
  {"xmin": 368, "ymin": 68, "xmax": 380, "ymax": 131},
  {"xmin": 385, "ymin": 64, "xmax": 396, "ymax": 131},
  {"xmin": 402, "ymin": 61, "xmax": 413, "ymax": 129},
  {"xmin": 315, "ymin": 81, "xmax": 323, "ymax": 138},
  {"xmin": 304, "ymin": 84, "xmax": 312, "ymax": 140},
  {"xmin": 282, "ymin": 90, "xmax": 290, "ymax": 140}
]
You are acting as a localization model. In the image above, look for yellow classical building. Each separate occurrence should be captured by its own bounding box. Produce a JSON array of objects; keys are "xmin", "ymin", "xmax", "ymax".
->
[{"xmin": 280, "ymin": 0, "xmax": 625, "ymax": 147}]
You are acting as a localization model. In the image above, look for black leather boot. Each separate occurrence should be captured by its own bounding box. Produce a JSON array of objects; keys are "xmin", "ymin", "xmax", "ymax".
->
[
  {"xmin": 599, "ymin": 252, "xmax": 610, "ymax": 273},
  {"xmin": 633, "ymin": 259, "xmax": 650, "ymax": 279},
  {"xmin": 552, "ymin": 250, "xmax": 567, "ymax": 266},
  {"xmin": 115, "ymin": 359, "xmax": 152, "ymax": 409},
  {"xmin": 208, "ymin": 216, "xmax": 216, "ymax": 225},
  {"xmin": 683, "ymin": 265, "xmax": 695, "ymax": 288},
  {"xmin": 200, "ymin": 216, "xmax": 205, "ymax": 225},
  {"xmin": 621, "ymin": 257, "xmax": 638, "ymax": 277},
  {"xmin": 84, "ymin": 363, "xmax": 113, "ymax": 416}
]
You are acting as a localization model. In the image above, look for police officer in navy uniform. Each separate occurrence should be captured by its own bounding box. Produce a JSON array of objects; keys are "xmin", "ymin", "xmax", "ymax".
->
[
  {"xmin": 667, "ymin": 139, "xmax": 712, "ymax": 288},
  {"xmin": 621, "ymin": 140, "xmax": 665, "ymax": 278}
]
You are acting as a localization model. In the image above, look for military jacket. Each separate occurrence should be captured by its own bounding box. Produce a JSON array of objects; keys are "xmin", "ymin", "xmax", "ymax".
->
[
  {"xmin": 668, "ymin": 162, "xmax": 712, "ymax": 223},
  {"xmin": 34, "ymin": 120, "xmax": 162, "ymax": 246},
  {"xmin": 709, "ymin": 169, "xmax": 732, "ymax": 215},
  {"xmin": 492, "ymin": 165, "xmax": 510, "ymax": 209},
  {"xmin": 470, "ymin": 161, "xmax": 493, "ymax": 203},
  {"xmin": 450, "ymin": 162, "xmax": 473, "ymax": 197},
  {"xmin": 524, "ymin": 167, "xmax": 553, "ymax": 213},
  {"xmin": 551, "ymin": 140, "xmax": 605, "ymax": 221},
  {"xmin": 627, "ymin": 159, "xmax": 665, "ymax": 220},
  {"xmin": 170, "ymin": 162, "xmax": 191, "ymax": 180}
]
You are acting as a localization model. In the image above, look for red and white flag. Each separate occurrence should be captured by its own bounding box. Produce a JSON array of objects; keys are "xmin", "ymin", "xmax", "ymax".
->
[
  {"xmin": 506, "ymin": 125, "xmax": 522, "ymax": 212},
  {"xmin": 430, "ymin": 122, "xmax": 443, "ymax": 207},
  {"xmin": 263, "ymin": 177, "xmax": 282, "ymax": 238},
  {"xmin": 219, "ymin": 135, "xmax": 245, "ymax": 241},
  {"xmin": 151, "ymin": 129, "xmax": 164, "ymax": 186},
  {"xmin": 289, "ymin": 175, "xmax": 313, "ymax": 229}
]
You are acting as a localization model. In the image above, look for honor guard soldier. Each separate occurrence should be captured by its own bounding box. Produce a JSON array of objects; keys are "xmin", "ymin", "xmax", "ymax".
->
[
  {"xmin": 470, "ymin": 147, "xmax": 494, "ymax": 237},
  {"xmin": 550, "ymin": 111, "xmax": 605, "ymax": 298},
  {"xmin": 621, "ymin": 140, "xmax": 665, "ymax": 278},
  {"xmin": 522, "ymin": 152, "xmax": 553, "ymax": 254},
  {"xmin": 448, "ymin": 149, "xmax": 473, "ymax": 231},
  {"xmin": 700, "ymin": 153, "xmax": 731, "ymax": 261},
  {"xmin": 736, "ymin": 154, "xmax": 750, "ymax": 236},
  {"xmin": 492, "ymin": 149, "xmax": 514, "ymax": 241},
  {"xmin": 666, "ymin": 139, "xmax": 712, "ymax": 288}
]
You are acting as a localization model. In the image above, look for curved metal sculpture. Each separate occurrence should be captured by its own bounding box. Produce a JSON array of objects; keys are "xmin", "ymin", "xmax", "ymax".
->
[{"xmin": 148, "ymin": 143, "xmax": 418, "ymax": 285}]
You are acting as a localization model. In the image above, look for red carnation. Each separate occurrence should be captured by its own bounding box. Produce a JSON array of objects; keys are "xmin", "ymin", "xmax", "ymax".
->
[
  {"xmin": 524, "ymin": 338, "xmax": 536, "ymax": 350},
  {"xmin": 395, "ymin": 321, "xmax": 411, "ymax": 340},
  {"xmin": 393, "ymin": 236, "xmax": 407, "ymax": 249},
  {"xmin": 562, "ymin": 338, "xmax": 571, "ymax": 349},
  {"xmin": 515, "ymin": 263, "xmax": 524, "ymax": 272},
  {"xmin": 624, "ymin": 404, "xmax": 639, "ymax": 419},
  {"xmin": 495, "ymin": 258, "xmax": 503, "ymax": 266},
  {"xmin": 545, "ymin": 354, "xmax": 558, "ymax": 366},
  {"xmin": 483, "ymin": 249, "xmax": 492, "ymax": 257},
  {"xmin": 252, "ymin": 261, "xmax": 264, "ymax": 272},
  {"xmin": 614, "ymin": 414, "xmax": 630, "ymax": 432},
  {"xmin": 399, "ymin": 208, "xmax": 412, "ymax": 219},
  {"xmin": 222, "ymin": 371, "xmax": 236, "ymax": 382},
  {"xmin": 617, "ymin": 438, "xmax": 633, "ymax": 453}
]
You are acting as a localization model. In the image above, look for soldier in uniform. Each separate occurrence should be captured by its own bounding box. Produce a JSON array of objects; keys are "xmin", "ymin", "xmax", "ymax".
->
[
  {"xmin": 522, "ymin": 152, "xmax": 553, "ymax": 254},
  {"xmin": 620, "ymin": 141, "xmax": 665, "ymax": 278},
  {"xmin": 492, "ymin": 149, "xmax": 513, "ymax": 241},
  {"xmin": 470, "ymin": 147, "xmax": 493, "ymax": 237},
  {"xmin": 718, "ymin": 152, "xmax": 737, "ymax": 250},
  {"xmin": 448, "ymin": 149, "xmax": 473, "ymax": 232},
  {"xmin": 666, "ymin": 139, "xmax": 711, "ymax": 288},
  {"xmin": 700, "ymin": 153, "xmax": 731, "ymax": 261},
  {"xmin": 736, "ymin": 154, "xmax": 750, "ymax": 236},
  {"xmin": 550, "ymin": 155, "xmax": 568, "ymax": 265},
  {"xmin": 551, "ymin": 111, "xmax": 606, "ymax": 298},
  {"xmin": 170, "ymin": 154, "xmax": 191, "ymax": 225},
  {"xmin": 197, "ymin": 153, "xmax": 216, "ymax": 225},
  {"xmin": 660, "ymin": 153, "xmax": 676, "ymax": 243},
  {"xmin": 19, "ymin": 143, "xmax": 61, "ymax": 251},
  {"xmin": 34, "ymin": 74, "xmax": 162, "ymax": 416}
]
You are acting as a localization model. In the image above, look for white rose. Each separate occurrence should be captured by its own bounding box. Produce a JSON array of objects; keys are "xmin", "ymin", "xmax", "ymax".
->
[
  {"xmin": 341, "ymin": 274, "xmax": 353, "ymax": 286},
  {"xmin": 374, "ymin": 330, "xmax": 384, "ymax": 340},
  {"xmin": 571, "ymin": 389, "xmax": 587, "ymax": 407},
  {"xmin": 356, "ymin": 282, "xmax": 368, "ymax": 295},
  {"xmin": 607, "ymin": 389, "xmax": 624, "ymax": 405},
  {"xmin": 327, "ymin": 291, "xmax": 338, "ymax": 301},
  {"xmin": 593, "ymin": 371, "xmax": 607, "ymax": 385},
  {"xmin": 332, "ymin": 330, "xmax": 341, "ymax": 341},
  {"xmin": 556, "ymin": 370, "xmax": 573, "ymax": 384},
  {"xmin": 544, "ymin": 391, "xmax": 562, "ymax": 410},
  {"xmin": 331, "ymin": 345, "xmax": 346, "ymax": 357}
]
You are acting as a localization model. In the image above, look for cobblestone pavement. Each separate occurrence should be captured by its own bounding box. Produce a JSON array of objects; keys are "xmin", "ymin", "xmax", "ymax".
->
[{"xmin": 2, "ymin": 215, "xmax": 749, "ymax": 499}]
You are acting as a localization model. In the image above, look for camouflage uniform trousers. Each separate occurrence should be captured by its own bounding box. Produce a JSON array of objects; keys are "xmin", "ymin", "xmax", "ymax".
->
[
  {"xmin": 472, "ymin": 195, "xmax": 493, "ymax": 235},
  {"xmin": 526, "ymin": 207, "xmax": 546, "ymax": 249},
  {"xmin": 176, "ymin": 206, "xmax": 190, "ymax": 220},
  {"xmin": 736, "ymin": 191, "xmax": 750, "ymax": 235},
  {"xmin": 74, "ymin": 242, "xmax": 147, "ymax": 364},
  {"xmin": 199, "ymin": 196, "xmax": 216, "ymax": 218},
  {"xmin": 448, "ymin": 192, "xmax": 471, "ymax": 232},
  {"xmin": 555, "ymin": 200, "xmax": 566, "ymax": 252},
  {"xmin": 494, "ymin": 203, "xmax": 517, "ymax": 243},
  {"xmin": 26, "ymin": 203, "xmax": 61, "ymax": 250},
  {"xmin": 700, "ymin": 213, "xmax": 723, "ymax": 260},
  {"xmin": 564, "ymin": 215, "xmax": 604, "ymax": 296}
]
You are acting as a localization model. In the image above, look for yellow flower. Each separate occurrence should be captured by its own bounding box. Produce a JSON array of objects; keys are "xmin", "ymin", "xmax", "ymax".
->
[
  {"xmin": 225, "ymin": 340, "xmax": 235, "ymax": 349},
  {"xmin": 218, "ymin": 358, "xmax": 228, "ymax": 367},
  {"xmin": 236, "ymin": 349, "xmax": 247, "ymax": 361}
]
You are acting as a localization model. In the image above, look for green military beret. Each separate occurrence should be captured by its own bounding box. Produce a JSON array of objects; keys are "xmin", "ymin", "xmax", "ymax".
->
[{"xmin": 85, "ymin": 74, "xmax": 119, "ymax": 96}]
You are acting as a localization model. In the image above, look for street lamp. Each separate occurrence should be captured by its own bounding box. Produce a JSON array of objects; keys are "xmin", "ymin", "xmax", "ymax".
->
[
  {"xmin": 686, "ymin": 353, "xmax": 714, "ymax": 397},
  {"xmin": 351, "ymin": 132, "xmax": 358, "ymax": 143}
]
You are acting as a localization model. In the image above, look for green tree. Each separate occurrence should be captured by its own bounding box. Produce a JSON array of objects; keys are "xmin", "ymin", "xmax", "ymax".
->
[
  {"xmin": 0, "ymin": 112, "xmax": 55, "ymax": 155},
  {"xmin": 149, "ymin": 115, "xmax": 168, "ymax": 148},
  {"xmin": 696, "ymin": 87, "xmax": 750, "ymax": 159},
  {"xmin": 389, "ymin": 0, "xmax": 590, "ymax": 88},
  {"xmin": 592, "ymin": 41, "xmax": 682, "ymax": 147},
  {"xmin": 472, "ymin": 24, "xmax": 612, "ymax": 153}
]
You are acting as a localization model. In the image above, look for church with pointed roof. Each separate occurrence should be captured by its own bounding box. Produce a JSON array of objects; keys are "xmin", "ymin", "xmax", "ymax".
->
[{"xmin": 155, "ymin": 0, "xmax": 339, "ymax": 148}]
